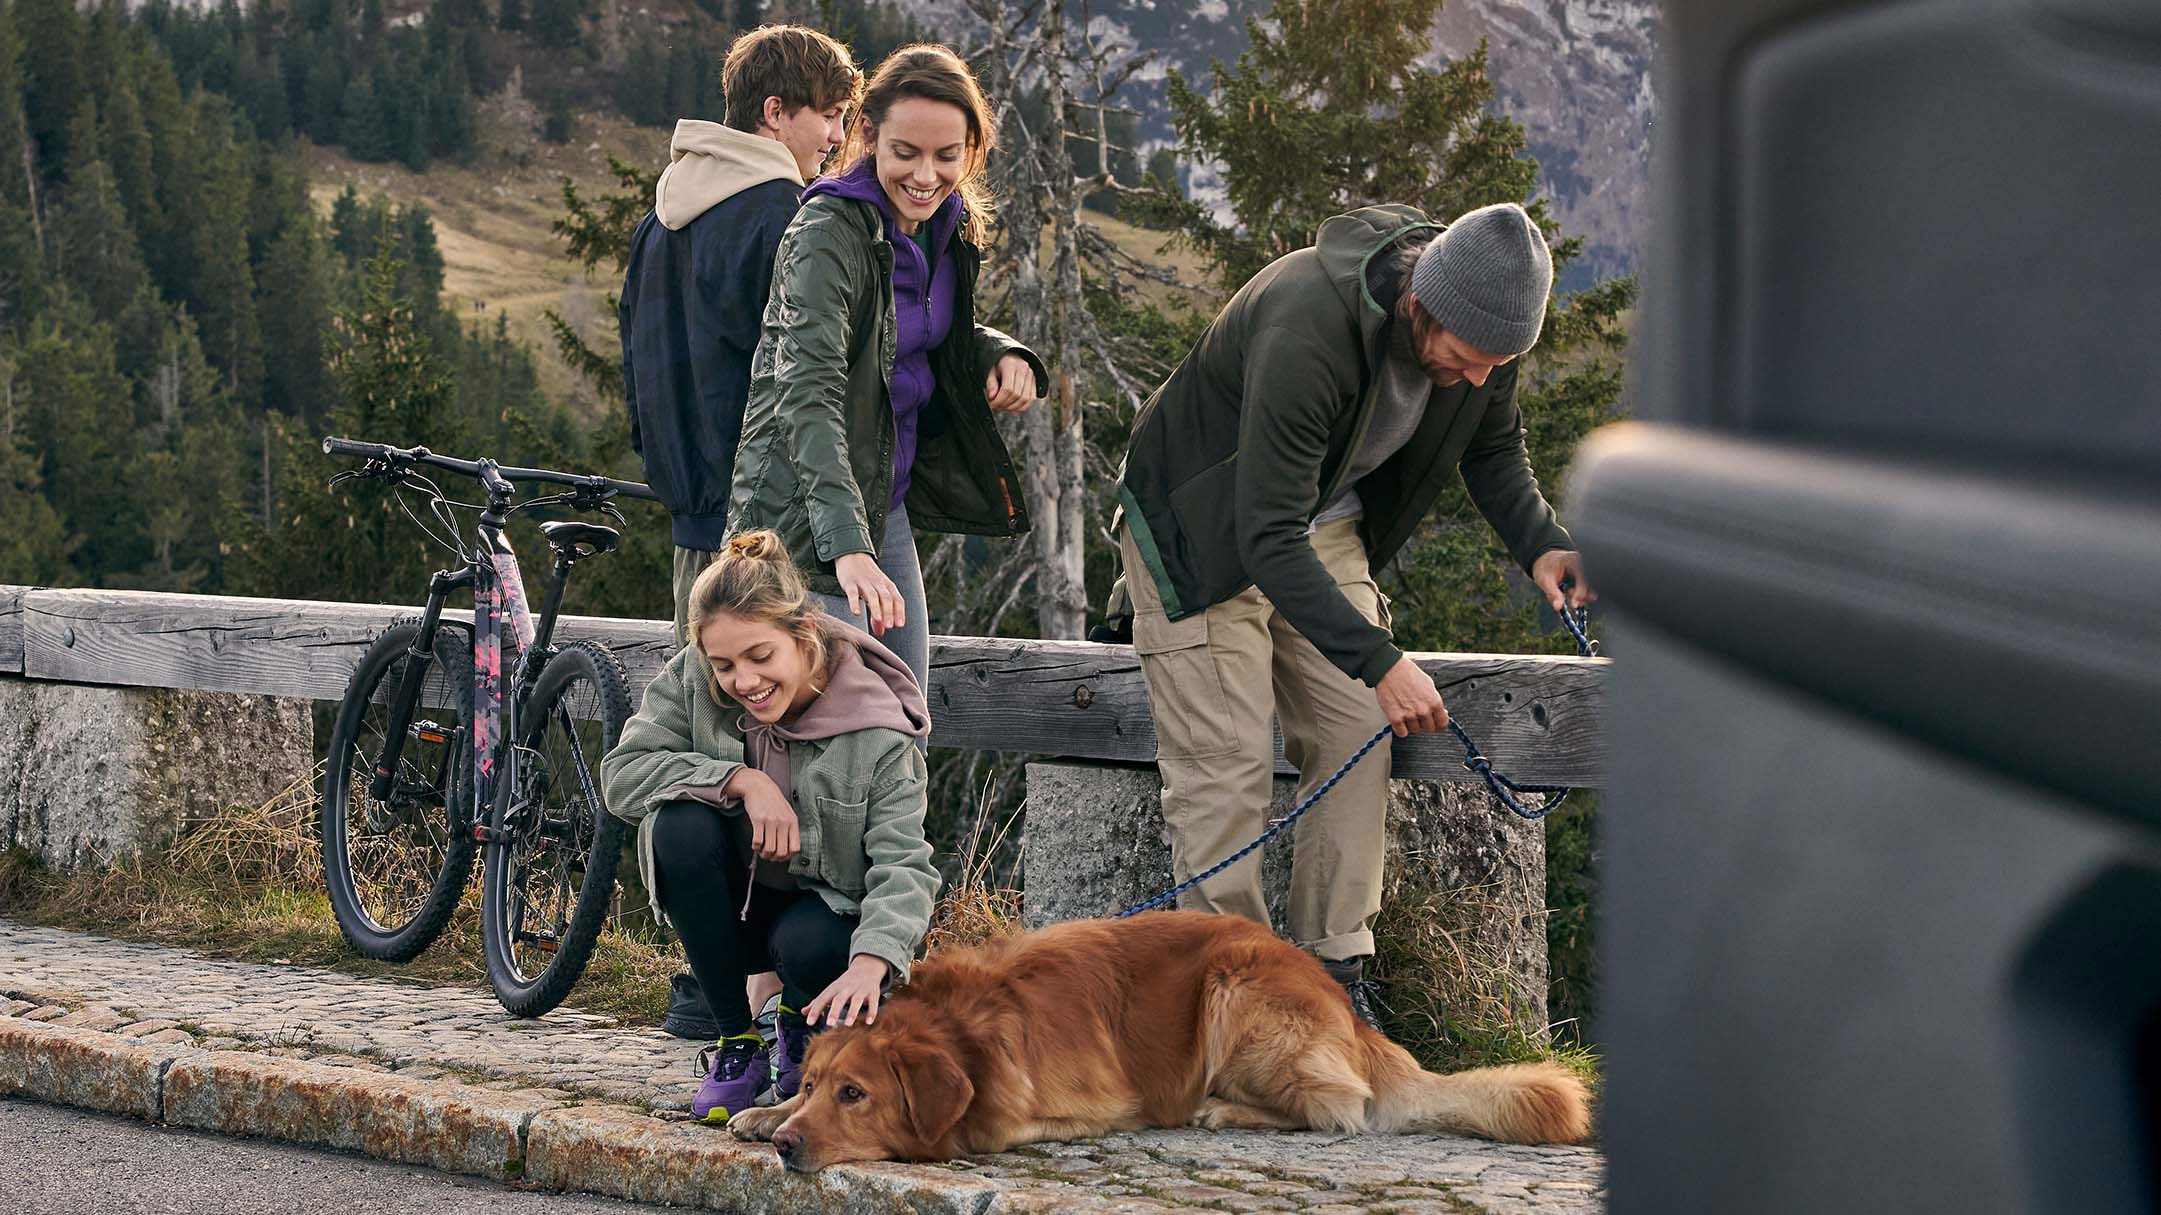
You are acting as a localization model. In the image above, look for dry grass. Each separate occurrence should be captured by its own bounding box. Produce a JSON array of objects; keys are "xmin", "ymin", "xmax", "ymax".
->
[
  {"xmin": 0, "ymin": 774, "xmax": 679, "ymax": 1027},
  {"xmin": 923, "ymin": 804, "xmax": 1025, "ymax": 957},
  {"xmin": 1373, "ymin": 879, "xmax": 1601, "ymax": 1086}
]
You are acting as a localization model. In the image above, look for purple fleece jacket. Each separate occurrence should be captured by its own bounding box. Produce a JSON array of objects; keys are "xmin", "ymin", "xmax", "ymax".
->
[{"xmin": 801, "ymin": 159, "xmax": 960, "ymax": 512}]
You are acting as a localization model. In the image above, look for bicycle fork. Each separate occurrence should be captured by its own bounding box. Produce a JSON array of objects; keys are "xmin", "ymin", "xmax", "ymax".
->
[{"xmin": 364, "ymin": 566, "xmax": 476, "ymax": 807}]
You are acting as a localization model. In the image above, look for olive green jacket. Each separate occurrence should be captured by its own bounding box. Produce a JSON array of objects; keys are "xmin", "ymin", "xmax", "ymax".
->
[
  {"xmin": 728, "ymin": 193, "xmax": 1043, "ymax": 595},
  {"xmin": 1117, "ymin": 204, "xmax": 1573, "ymax": 686},
  {"xmin": 599, "ymin": 645, "xmax": 938, "ymax": 979}
]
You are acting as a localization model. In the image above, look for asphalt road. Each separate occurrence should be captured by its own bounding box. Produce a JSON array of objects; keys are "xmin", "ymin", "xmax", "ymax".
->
[{"xmin": 0, "ymin": 1097, "xmax": 689, "ymax": 1214}]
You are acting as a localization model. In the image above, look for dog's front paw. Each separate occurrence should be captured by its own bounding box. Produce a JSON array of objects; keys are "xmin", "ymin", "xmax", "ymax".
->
[{"xmin": 728, "ymin": 1105, "xmax": 788, "ymax": 1141}]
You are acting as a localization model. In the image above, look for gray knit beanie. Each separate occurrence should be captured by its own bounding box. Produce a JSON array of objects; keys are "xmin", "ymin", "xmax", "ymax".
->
[{"xmin": 1409, "ymin": 202, "xmax": 1553, "ymax": 357}]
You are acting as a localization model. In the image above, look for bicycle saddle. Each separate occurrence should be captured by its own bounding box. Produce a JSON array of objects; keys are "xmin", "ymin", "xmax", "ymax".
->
[{"xmin": 538, "ymin": 520, "xmax": 620, "ymax": 555}]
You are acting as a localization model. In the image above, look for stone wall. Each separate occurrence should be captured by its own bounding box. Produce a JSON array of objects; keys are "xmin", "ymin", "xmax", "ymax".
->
[
  {"xmin": 0, "ymin": 677, "xmax": 312, "ymax": 869},
  {"xmin": 1022, "ymin": 761, "xmax": 1550, "ymax": 1035}
]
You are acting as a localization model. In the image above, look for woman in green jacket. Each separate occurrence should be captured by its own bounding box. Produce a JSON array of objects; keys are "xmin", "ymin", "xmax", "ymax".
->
[
  {"xmin": 600, "ymin": 530, "xmax": 939, "ymax": 1126},
  {"xmin": 727, "ymin": 43, "xmax": 1046, "ymax": 691}
]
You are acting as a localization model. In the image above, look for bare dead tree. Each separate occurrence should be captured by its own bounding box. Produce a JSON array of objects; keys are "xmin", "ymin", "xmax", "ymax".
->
[{"xmin": 958, "ymin": 0, "xmax": 1179, "ymax": 643}]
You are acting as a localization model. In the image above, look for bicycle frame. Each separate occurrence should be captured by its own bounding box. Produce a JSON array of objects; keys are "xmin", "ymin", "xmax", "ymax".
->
[{"xmin": 355, "ymin": 458, "xmax": 604, "ymax": 849}]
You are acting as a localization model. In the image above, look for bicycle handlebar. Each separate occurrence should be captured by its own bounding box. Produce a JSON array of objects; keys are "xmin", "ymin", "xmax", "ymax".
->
[{"xmin": 322, "ymin": 436, "xmax": 659, "ymax": 502}]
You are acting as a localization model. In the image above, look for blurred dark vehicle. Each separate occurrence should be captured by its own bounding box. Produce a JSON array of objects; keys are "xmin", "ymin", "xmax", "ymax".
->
[{"xmin": 1575, "ymin": 1, "xmax": 2161, "ymax": 1211}]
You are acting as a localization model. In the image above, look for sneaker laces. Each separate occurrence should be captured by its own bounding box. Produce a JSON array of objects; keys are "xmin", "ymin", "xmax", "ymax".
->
[
  {"xmin": 695, "ymin": 1033, "xmax": 763, "ymax": 1081},
  {"xmin": 1344, "ymin": 977, "xmax": 1382, "ymax": 1027}
]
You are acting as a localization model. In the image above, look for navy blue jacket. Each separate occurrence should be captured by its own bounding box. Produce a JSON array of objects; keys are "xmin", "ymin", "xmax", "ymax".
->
[{"xmin": 619, "ymin": 176, "xmax": 802, "ymax": 550}]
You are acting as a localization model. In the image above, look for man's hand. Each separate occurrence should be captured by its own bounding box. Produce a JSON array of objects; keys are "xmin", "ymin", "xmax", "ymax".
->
[
  {"xmin": 1375, "ymin": 655, "xmax": 1450, "ymax": 737},
  {"xmin": 1530, "ymin": 550, "xmax": 1594, "ymax": 612},
  {"xmin": 804, "ymin": 954, "xmax": 891, "ymax": 1027},
  {"xmin": 985, "ymin": 353, "xmax": 1037, "ymax": 413},
  {"xmin": 725, "ymin": 767, "xmax": 799, "ymax": 861},
  {"xmin": 834, "ymin": 551, "xmax": 903, "ymax": 635}
]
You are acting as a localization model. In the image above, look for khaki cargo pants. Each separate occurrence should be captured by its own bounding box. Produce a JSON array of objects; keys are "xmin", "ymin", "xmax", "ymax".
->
[
  {"xmin": 1118, "ymin": 516, "xmax": 1392, "ymax": 962},
  {"xmin": 672, "ymin": 546, "xmax": 721, "ymax": 649}
]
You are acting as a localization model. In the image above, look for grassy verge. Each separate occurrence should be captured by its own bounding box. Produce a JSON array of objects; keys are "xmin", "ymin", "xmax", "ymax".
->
[
  {"xmin": 0, "ymin": 775, "xmax": 1023, "ymax": 1032},
  {"xmin": 0, "ymin": 774, "xmax": 680, "ymax": 1027}
]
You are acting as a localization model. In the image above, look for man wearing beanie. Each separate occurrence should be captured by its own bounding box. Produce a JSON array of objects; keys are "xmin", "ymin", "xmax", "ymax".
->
[{"xmin": 1113, "ymin": 202, "xmax": 1591, "ymax": 1027}]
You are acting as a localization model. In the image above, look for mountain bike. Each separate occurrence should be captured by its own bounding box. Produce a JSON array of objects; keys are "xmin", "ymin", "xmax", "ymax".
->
[{"xmin": 317, "ymin": 436, "xmax": 656, "ymax": 1017}]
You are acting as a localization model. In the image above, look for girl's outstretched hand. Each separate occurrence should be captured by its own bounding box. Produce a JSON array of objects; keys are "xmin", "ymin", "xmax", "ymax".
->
[{"xmin": 804, "ymin": 954, "xmax": 892, "ymax": 1026}]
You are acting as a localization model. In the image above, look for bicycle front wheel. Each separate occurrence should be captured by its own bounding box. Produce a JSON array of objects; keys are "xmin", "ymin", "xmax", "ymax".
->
[
  {"xmin": 321, "ymin": 621, "xmax": 477, "ymax": 962},
  {"xmin": 482, "ymin": 639, "xmax": 630, "ymax": 1017}
]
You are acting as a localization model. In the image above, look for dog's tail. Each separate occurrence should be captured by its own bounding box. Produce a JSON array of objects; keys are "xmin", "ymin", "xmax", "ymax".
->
[{"xmin": 1358, "ymin": 1026, "xmax": 1591, "ymax": 1144}]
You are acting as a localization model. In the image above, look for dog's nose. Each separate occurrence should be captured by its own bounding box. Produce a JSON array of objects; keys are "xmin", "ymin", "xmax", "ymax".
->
[{"xmin": 773, "ymin": 1125, "xmax": 802, "ymax": 1158}]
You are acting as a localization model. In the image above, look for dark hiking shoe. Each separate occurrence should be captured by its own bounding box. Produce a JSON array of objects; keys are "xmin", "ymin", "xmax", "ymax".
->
[
  {"xmin": 1322, "ymin": 956, "xmax": 1384, "ymax": 1031},
  {"xmin": 692, "ymin": 1033, "xmax": 769, "ymax": 1125},
  {"xmin": 773, "ymin": 1005, "xmax": 817, "ymax": 1100},
  {"xmin": 662, "ymin": 972, "xmax": 720, "ymax": 1041}
]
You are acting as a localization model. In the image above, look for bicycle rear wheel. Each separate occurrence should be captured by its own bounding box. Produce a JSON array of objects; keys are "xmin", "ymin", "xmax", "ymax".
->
[
  {"xmin": 482, "ymin": 639, "xmax": 629, "ymax": 1017},
  {"xmin": 321, "ymin": 621, "xmax": 476, "ymax": 961}
]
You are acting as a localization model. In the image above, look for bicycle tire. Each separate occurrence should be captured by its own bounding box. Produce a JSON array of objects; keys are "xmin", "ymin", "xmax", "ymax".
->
[
  {"xmin": 481, "ymin": 639, "xmax": 631, "ymax": 1017},
  {"xmin": 321, "ymin": 621, "xmax": 477, "ymax": 962}
]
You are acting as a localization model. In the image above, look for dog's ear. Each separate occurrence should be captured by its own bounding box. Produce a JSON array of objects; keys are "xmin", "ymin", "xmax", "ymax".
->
[{"xmin": 890, "ymin": 1045, "xmax": 974, "ymax": 1145}]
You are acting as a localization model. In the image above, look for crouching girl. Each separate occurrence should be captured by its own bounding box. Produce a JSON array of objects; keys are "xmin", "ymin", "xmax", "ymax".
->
[{"xmin": 601, "ymin": 529, "xmax": 937, "ymax": 1125}]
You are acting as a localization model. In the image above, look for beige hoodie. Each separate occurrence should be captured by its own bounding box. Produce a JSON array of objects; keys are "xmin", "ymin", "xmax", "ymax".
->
[{"xmin": 654, "ymin": 119, "xmax": 804, "ymax": 231}]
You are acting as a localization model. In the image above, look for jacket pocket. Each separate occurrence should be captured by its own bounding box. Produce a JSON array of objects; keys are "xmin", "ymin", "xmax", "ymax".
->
[
  {"xmin": 1166, "ymin": 454, "xmax": 1244, "ymax": 597},
  {"xmin": 812, "ymin": 792, "xmax": 870, "ymax": 895},
  {"xmin": 1131, "ymin": 610, "xmax": 1241, "ymax": 761}
]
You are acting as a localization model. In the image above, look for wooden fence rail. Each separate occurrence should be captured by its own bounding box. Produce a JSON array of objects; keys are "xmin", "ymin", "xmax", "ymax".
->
[{"xmin": 0, "ymin": 586, "xmax": 1605, "ymax": 785}]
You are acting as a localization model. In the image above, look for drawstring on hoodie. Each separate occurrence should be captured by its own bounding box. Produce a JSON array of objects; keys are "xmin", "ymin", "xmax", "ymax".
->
[{"xmin": 723, "ymin": 626, "xmax": 932, "ymax": 923}]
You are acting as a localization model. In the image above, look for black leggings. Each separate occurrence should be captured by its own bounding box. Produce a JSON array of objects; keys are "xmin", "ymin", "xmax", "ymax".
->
[{"xmin": 650, "ymin": 800, "xmax": 857, "ymax": 1037}]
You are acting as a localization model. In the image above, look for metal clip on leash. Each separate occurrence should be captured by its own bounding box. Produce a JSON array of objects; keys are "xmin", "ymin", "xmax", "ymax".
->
[{"xmin": 1455, "ymin": 594, "xmax": 1597, "ymax": 821}]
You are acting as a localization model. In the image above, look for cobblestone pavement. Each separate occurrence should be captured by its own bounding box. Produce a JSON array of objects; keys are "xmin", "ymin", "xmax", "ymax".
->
[{"xmin": 1, "ymin": 920, "xmax": 1604, "ymax": 1213}]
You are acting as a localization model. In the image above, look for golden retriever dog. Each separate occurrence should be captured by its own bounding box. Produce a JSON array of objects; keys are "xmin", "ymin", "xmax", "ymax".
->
[{"xmin": 727, "ymin": 910, "xmax": 1590, "ymax": 1172}]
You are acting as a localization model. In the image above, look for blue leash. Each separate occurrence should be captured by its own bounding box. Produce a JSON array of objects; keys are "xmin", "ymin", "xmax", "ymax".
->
[{"xmin": 1115, "ymin": 597, "xmax": 1597, "ymax": 919}]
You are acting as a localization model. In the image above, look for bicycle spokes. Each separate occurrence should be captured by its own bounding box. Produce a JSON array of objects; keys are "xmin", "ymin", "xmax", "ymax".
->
[
  {"xmin": 498, "ymin": 690, "xmax": 608, "ymax": 984},
  {"xmin": 340, "ymin": 655, "xmax": 465, "ymax": 938}
]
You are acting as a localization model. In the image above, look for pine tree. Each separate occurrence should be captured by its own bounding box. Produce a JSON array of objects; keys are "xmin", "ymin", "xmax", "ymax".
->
[
  {"xmin": 1142, "ymin": 0, "xmax": 1548, "ymax": 288},
  {"xmin": 180, "ymin": 92, "xmax": 265, "ymax": 397},
  {"xmin": 257, "ymin": 207, "xmax": 336, "ymax": 422},
  {"xmin": 341, "ymin": 65, "xmax": 392, "ymax": 160},
  {"xmin": 299, "ymin": 34, "xmax": 345, "ymax": 143},
  {"xmin": 529, "ymin": 0, "xmax": 581, "ymax": 50},
  {"xmin": 233, "ymin": 231, "xmax": 464, "ymax": 602},
  {"xmin": 663, "ymin": 40, "xmax": 705, "ymax": 120},
  {"xmin": 51, "ymin": 115, "xmax": 156, "ymax": 328},
  {"xmin": 98, "ymin": 71, "xmax": 163, "ymax": 240},
  {"xmin": 329, "ymin": 184, "xmax": 370, "ymax": 267},
  {"xmin": 497, "ymin": 0, "xmax": 525, "ymax": 34},
  {"xmin": 13, "ymin": 0, "xmax": 86, "ymax": 180},
  {"xmin": 13, "ymin": 296, "xmax": 147, "ymax": 583},
  {"xmin": 0, "ymin": 349, "xmax": 76, "ymax": 585},
  {"xmin": 540, "ymin": 88, "xmax": 572, "ymax": 143},
  {"xmin": 619, "ymin": 31, "xmax": 667, "ymax": 126}
]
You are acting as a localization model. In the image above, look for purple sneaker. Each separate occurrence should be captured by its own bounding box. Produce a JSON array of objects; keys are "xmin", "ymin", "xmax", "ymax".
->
[
  {"xmin": 692, "ymin": 1033, "xmax": 769, "ymax": 1125},
  {"xmin": 773, "ymin": 1007, "xmax": 816, "ymax": 1100}
]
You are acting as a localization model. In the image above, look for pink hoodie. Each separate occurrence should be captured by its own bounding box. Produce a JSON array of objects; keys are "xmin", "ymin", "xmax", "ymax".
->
[{"xmin": 736, "ymin": 618, "xmax": 930, "ymax": 805}]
